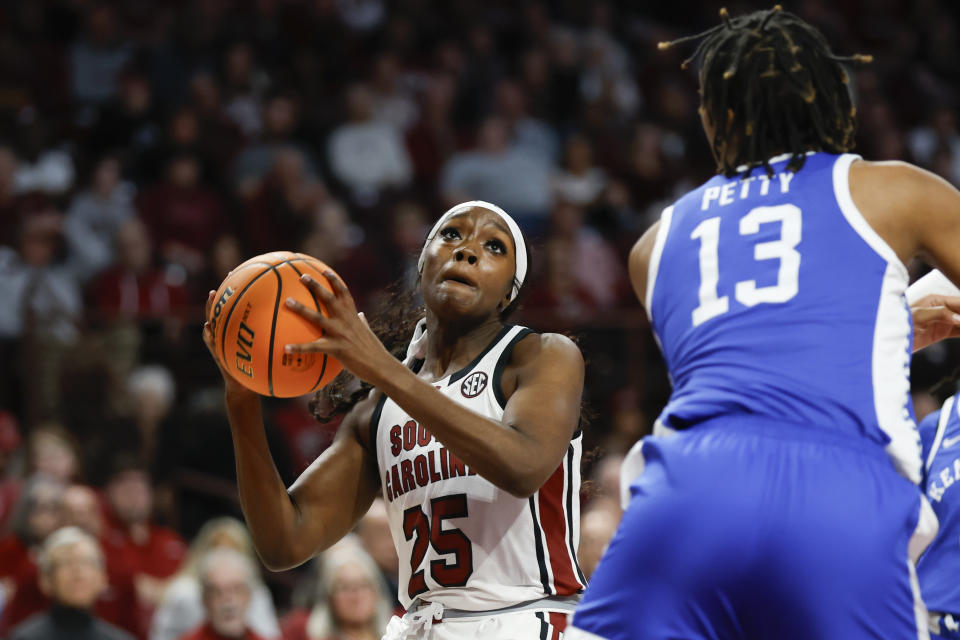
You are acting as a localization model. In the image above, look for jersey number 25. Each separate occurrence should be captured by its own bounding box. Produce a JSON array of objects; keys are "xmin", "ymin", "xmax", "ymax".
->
[
  {"xmin": 402, "ymin": 494, "xmax": 474, "ymax": 599},
  {"xmin": 690, "ymin": 204, "xmax": 802, "ymax": 327}
]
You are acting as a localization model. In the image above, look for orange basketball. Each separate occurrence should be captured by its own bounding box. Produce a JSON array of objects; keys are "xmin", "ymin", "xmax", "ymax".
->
[{"xmin": 209, "ymin": 251, "xmax": 343, "ymax": 397}]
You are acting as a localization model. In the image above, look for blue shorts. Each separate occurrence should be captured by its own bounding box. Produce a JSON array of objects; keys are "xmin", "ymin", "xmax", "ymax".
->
[{"xmin": 569, "ymin": 417, "xmax": 930, "ymax": 640}]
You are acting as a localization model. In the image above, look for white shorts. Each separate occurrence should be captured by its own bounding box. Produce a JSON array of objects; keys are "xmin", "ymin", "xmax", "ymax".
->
[{"xmin": 382, "ymin": 600, "xmax": 573, "ymax": 640}]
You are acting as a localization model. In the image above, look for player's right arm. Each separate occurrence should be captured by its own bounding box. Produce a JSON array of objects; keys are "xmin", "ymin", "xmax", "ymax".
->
[{"xmin": 202, "ymin": 292, "xmax": 380, "ymax": 571}]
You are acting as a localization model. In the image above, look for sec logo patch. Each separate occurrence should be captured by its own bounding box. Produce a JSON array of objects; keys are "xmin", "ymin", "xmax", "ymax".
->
[{"xmin": 461, "ymin": 371, "xmax": 488, "ymax": 398}]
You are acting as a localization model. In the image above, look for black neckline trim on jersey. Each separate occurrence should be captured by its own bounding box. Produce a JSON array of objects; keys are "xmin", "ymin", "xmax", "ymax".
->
[
  {"xmin": 492, "ymin": 328, "xmax": 535, "ymax": 409},
  {"xmin": 444, "ymin": 324, "xmax": 513, "ymax": 385},
  {"xmin": 368, "ymin": 394, "xmax": 388, "ymax": 466}
]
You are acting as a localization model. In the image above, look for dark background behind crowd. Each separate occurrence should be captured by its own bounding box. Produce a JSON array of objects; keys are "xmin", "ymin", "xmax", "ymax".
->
[{"xmin": 0, "ymin": 0, "xmax": 958, "ymax": 638}]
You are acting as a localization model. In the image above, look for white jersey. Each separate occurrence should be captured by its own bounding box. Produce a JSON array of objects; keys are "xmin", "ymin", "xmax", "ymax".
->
[{"xmin": 372, "ymin": 324, "xmax": 585, "ymax": 611}]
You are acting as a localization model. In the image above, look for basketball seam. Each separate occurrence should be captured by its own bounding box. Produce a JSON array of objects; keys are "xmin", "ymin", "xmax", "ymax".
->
[
  {"xmin": 219, "ymin": 263, "xmax": 278, "ymax": 368},
  {"xmin": 267, "ymin": 269, "xmax": 284, "ymax": 396},
  {"xmin": 287, "ymin": 261, "xmax": 330, "ymax": 393}
]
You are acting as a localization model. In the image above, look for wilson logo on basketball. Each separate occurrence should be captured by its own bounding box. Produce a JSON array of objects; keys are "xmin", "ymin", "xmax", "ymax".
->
[
  {"xmin": 461, "ymin": 372, "xmax": 488, "ymax": 398},
  {"xmin": 209, "ymin": 286, "xmax": 234, "ymax": 333}
]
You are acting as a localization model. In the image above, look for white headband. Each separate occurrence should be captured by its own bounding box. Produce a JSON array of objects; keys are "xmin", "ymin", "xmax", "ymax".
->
[{"xmin": 417, "ymin": 201, "xmax": 527, "ymax": 302}]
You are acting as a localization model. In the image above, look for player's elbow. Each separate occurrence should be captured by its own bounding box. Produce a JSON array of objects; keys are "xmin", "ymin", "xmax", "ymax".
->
[
  {"xmin": 256, "ymin": 545, "xmax": 298, "ymax": 572},
  {"xmin": 498, "ymin": 470, "xmax": 546, "ymax": 499}
]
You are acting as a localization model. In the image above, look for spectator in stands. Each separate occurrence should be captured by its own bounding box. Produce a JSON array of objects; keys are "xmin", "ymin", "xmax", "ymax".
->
[
  {"xmin": 137, "ymin": 152, "xmax": 226, "ymax": 275},
  {"xmin": 64, "ymin": 154, "xmax": 137, "ymax": 281},
  {"xmin": 90, "ymin": 218, "xmax": 188, "ymax": 324},
  {"xmin": 280, "ymin": 540, "xmax": 391, "ymax": 640},
  {"xmin": 69, "ymin": 3, "xmax": 132, "ymax": 106},
  {"xmin": 354, "ymin": 500, "xmax": 400, "ymax": 614},
  {"xmin": 0, "ymin": 411, "xmax": 22, "ymax": 530},
  {"xmin": 404, "ymin": 73, "xmax": 458, "ymax": 194},
  {"xmin": 243, "ymin": 147, "xmax": 326, "ymax": 255},
  {"xmin": 298, "ymin": 200, "xmax": 388, "ymax": 310},
  {"xmin": 89, "ymin": 72, "xmax": 161, "ymax": 167},
  {"xmin": 525, "ymin": 201, "xmax": 626, "ymax": 319},
  {"xmin": 103, "ymin": 456, "xmax": 187, "ymax": 613},
  {"xmin": 232, "ymin": 92, "xmax": 318, "ymax": 200},
  {"xmin": 494, "ymin": 78, "xmax": 558, "ymax": 162},
  {"xmin": 126, "ymin": 366, "xmax": 176, "ymax": 466},
  {"xmin": 0, "ymin": 197, "xmax": 85, "ymax": 421},
  {"xmin": 221, "ymin": 42, "xmax": 268, "ymax": 140},
  {"xmin": 151, "ymin": 518, "xmax": 279, "ymax": 640},
  {"xmin": 909, "ymin": 105, "xmax": 960, "ymax": 185},
  {"xmin": 0, "ymin": 475, "xmax": 66, "ymax": 635},
  {"xmin": 440, "ymin": 116, "xmax": 553, "ymax": 235},
  {"xmin": 13, "ymin": 119, "xmax": 76, "ymax": 197},
  {"xmin": 9, "ymin": 527, "xmax": 135, "ymax": 640},
  {"xmin": 0, "ymin": 145, "xmax": 21, "ymax": 246},
  {"xmin": 60, "ymin": 484, "xmax": 143, "ymax": 638},
  {"xmin": 369, "ymin": 51, "xmax": 418, "ymax": 132},
  {"xmin": 327, "ymin": 83, "xmax": 412, "ymax": 206},
  {"xmin": 26, "ymin": 424, "xmax": 82, "ymax": 484},
  {"xmin": 552, "ymin": 134, "xmax": 607, "ymax": 207},
  {"xmin": 177, "ymin": 548, "xmax": 266, "ymax": 640}
]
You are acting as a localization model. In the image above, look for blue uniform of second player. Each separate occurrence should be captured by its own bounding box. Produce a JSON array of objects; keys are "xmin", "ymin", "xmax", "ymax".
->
[
  {"xmin": 918, "ymin": 395, "xmax": 960, "ymax": 639},
  {"xmin": 568, "ymin": 151, "xmax": 937, "ymax": 640}
]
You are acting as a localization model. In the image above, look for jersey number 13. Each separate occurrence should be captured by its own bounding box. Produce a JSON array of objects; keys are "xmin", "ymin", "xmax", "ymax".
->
[{"xmin": 690, "ymin": 204, "xmax": 802, "ymax": 327}]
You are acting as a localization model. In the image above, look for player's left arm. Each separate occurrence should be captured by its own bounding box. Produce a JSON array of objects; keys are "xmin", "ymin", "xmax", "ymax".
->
[
  {"xmin": 284, "ymin": 272, "xmax": 584, "ymax": 498},
  {"xmin": 628, "ymin": 219, "xmax": 660, "ymax": 311}
]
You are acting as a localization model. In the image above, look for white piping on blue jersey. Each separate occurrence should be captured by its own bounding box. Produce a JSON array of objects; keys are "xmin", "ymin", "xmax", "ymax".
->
[
  {"xmin": 926, "ymin": 396, "xmax": 956, "ymax": 473},
  {"xmin": 644, "ymin": 206, "xmax": 674, "ymax": 321},
  {"xmin": 833, "ymin": 153, "xmax": 920, "ymax": 485}
]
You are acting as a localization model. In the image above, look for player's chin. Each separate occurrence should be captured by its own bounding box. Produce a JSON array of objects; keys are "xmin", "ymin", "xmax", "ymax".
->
[{"xmin": 427, "ymin": 288, "xmax": 491, "ymax": 318}]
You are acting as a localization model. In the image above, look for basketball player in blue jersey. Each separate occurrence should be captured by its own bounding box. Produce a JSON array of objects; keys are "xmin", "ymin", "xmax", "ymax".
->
[
  {"xmin": 568, "ymin": 7, "xmax": 960, "ymax": 640},
  {"xmin": 202, "ymin": 201, "xmax": 586, "ymax": 639},
  {"xmin": 917, "ymin": 393, "xmax": 960, "ymax": 639}
]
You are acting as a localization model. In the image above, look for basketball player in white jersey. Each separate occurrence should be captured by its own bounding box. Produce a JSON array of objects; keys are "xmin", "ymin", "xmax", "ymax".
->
[{"xmin": 202, "ymin": 201, "xmax": 586, "ymax": 639}]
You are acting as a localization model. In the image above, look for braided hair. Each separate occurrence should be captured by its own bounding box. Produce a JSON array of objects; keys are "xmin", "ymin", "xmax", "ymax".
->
[{"xmin": 660, "ymin": 6, "xmax": 872, "ymax": 177}]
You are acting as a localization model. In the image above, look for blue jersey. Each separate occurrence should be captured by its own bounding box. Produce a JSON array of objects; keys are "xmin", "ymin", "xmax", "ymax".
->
[
  {"xmin": 919, "ymin": 395, "xmax": 960, "ymax": 615},
  {"xmin": 646, "ymin": 151, "xmax": 920, "ymax": 482}
]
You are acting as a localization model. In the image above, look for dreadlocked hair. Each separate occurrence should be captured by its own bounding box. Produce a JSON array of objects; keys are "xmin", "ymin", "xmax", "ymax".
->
[
  {"xmin": 310, "ymin": 283, "xmax": 424, "ymax": 422},
  {"xmin": 659, "ymin": 6, "xmax": 872, "ymax": 177}
]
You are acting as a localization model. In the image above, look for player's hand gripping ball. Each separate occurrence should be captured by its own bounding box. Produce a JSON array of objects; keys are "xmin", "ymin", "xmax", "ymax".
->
[{"xmin": 208, "ymin": 251, "xmax": 343, "ymax": 397}]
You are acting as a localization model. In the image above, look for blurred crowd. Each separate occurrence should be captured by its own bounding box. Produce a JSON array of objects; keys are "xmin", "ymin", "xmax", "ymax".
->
[{"xmin": 0, "ymin": 0, "xmax": 958, "ymax": 637}]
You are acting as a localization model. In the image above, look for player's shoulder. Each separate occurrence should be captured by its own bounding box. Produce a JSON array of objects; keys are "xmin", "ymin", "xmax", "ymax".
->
[
  {"xmin": 508, "ymin": 331, "xmax": 583, "ymax": 373},
  {"xmin": 850, "ymin": 158, "xmax": 949, "ymax": 200}
]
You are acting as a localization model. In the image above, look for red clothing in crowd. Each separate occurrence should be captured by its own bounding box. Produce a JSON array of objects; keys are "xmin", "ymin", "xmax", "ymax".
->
[
  {"xmin": 91, "ymin": 266, "xmax": 188, "ymax": 320},
  {"xmin": 113, "ymin": 523, "xmax": 187, "ymax": 581},
  {"xmin": 271, "ymin": 403, "xmax": 340, "ymax": 475},
  {"xmin": 179, "ymin": 623, "xmax": 266, "ymax": 640},
  {"xmin": 136, "ymin": 184, "xmax": 227, "ymax": 258},
  {"xmin": 278, "ymin": 609, "xmax": 309, "ymax": 640},
  {"xmin": 0, "ymin": 480, "xmax": 21, "ymax": 531},
  {"xmin": 0, "ymin": 534, "xmax": 144, "ymax": 639}
]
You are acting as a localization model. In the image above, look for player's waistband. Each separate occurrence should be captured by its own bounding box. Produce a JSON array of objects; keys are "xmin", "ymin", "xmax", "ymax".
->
[
  {"xmin": 656, "ymin": 414, "xmax": 891, "ymax": 461},
  {"xmin": 410, "ymin": 594, "xmax": 581, "ymax": 620}
]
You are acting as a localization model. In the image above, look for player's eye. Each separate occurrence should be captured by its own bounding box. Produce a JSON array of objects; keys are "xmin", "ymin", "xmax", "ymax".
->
[
  {"xmin": 486, "ymin": 238, "xmax": 507, "ymax": 255},
  {"xmin": 439, "ymin": 227, "xmax": 461, "ymax": 241}
]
